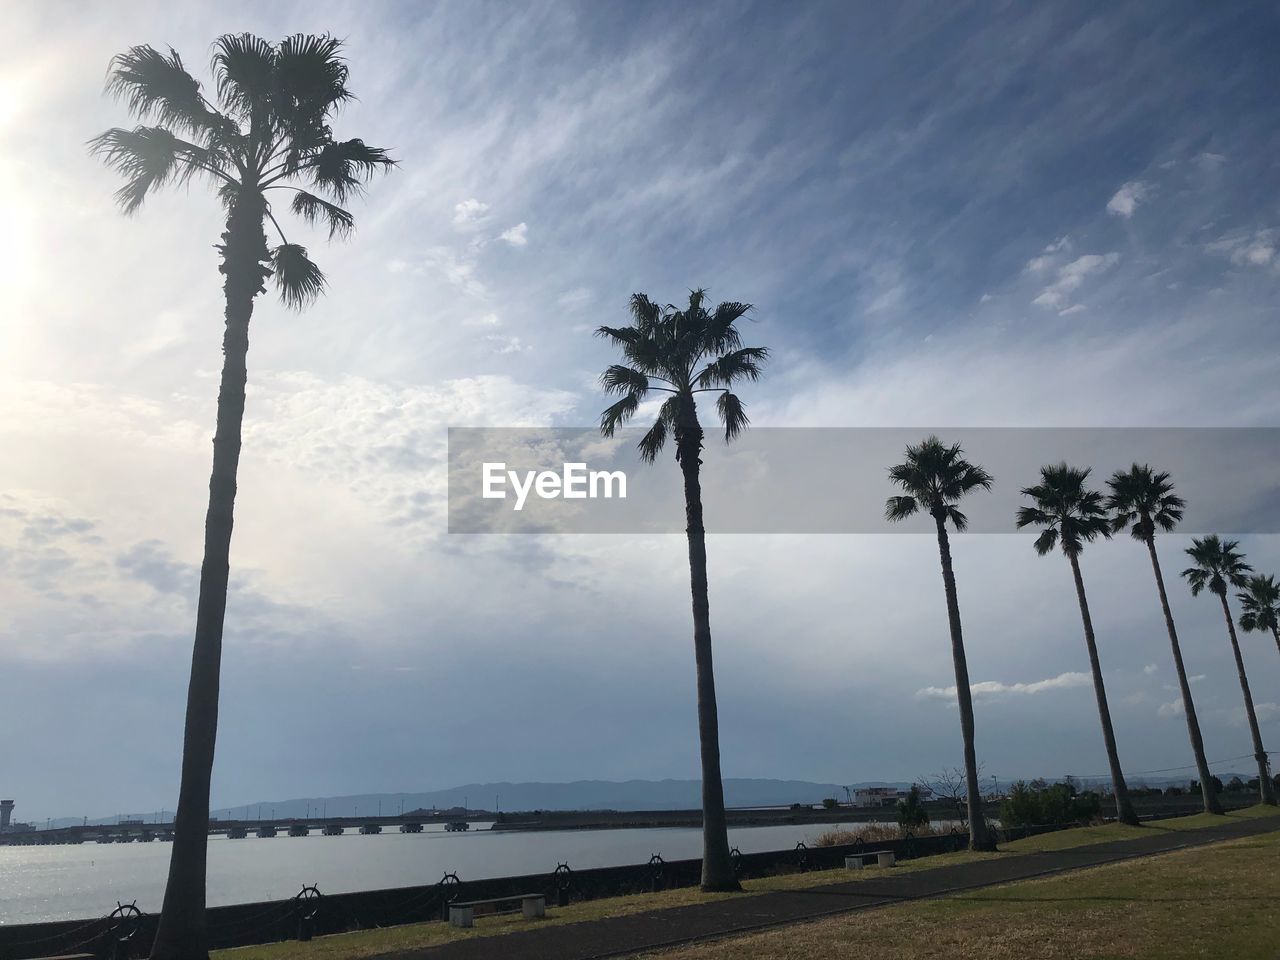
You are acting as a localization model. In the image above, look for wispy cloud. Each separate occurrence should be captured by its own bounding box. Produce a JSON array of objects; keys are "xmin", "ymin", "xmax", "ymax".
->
[
  {"xmin": 1106, "ymin": 180, "xmax": 1151, "ymax": 218},
  {"xmin": 499, "ymin": 222, "xmax": 529, "ymax": 247},
  {"xmin": 1032, "ymin": 252, "xmax": 1120, "ymax": 312},
  {"xmin": 917, "ymin": 671, "xmax": 1091, "ymax": 701}
]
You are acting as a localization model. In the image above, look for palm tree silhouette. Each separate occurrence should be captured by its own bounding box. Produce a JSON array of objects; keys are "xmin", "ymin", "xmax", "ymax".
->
[
  {"xmin": 1238, "ymin": 573, "xmax": 1280, "ymax": 661},
  {"xmin": 885, "ymin": 436, "xmax": 996, "ymax": 851},
  {"xmin": 1106, "ymin": 465, "xmax": 1222, "ymax": 815},
  {"xmin": 90, "ymin": 35, "xmax": 394, "ymax": 959},
  {"xmin": 597, "ymin": 290, "xmax": 767, "ymax": 891},
  {"xmin": 1182, "ymin": 537, "xmax": 1277, "ymax": 806},
  {"xmin": 1016, "ymin": 464, "xmax": 1139, "ymax": 825}
]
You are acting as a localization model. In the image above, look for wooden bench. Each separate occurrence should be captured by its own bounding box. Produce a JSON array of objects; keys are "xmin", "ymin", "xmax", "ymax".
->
[
  {"xmin": 844, "ymin": 850, "xmax": 895, "ymax": 869},
  {"xmin": 448, "ymin": 893, "xmax": 546, "ymax": 928}
]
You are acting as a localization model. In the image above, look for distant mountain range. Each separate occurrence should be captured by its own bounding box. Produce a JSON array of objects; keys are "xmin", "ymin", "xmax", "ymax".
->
[
  {"xmin": 209, "ymin": 779, "xmax": 865, "ymax": 820},
  {"xmin": 52, "ymin": 773, "xmax": 1253, "ymax": 827}
]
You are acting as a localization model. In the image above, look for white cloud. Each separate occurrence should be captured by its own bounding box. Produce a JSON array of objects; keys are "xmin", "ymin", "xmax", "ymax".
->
[
  {"xmin": 1033, "ymin": 252, "xmax": 1120, "ymax": 311},
  {"xmin": 1106, "ymin": 180, "xmax": 1151, "ymax": 218},
  {"xmin": 453, "ymin": 198, "xmax": 490, "ymax": 227},
  {"xmin": 499, "ymin": 222, "xmax": 529, "ymax": 247},
  {"xmin": 484, "ymin": 334, "xmax": 529, "ymax": 354},
  {"xmin": 422, "ymin": 247, "xmax": 489, "ymax": 298},
  {"xmin": 1025, "ymin": 236, "xmax": 1071, "ymax": 273},
  {"xmin": 1208, "ymin": 229, "xmax": 1276, "ymax": 269},
  {"xmin": 1143, "ymin": 663, "xmax": 1159, "ymax": 675},
  {"xmin": 917, "ymin": 670, "xmax": 1091, "ymax": 701},
  {"xmin": 1158, "ymin": 698, "xmax": 1184, "ymax": 718},
  {"xmin": 1057, "ymin": 304, "xmax": 1088, "ymax": 316},
  {"xmin": 465, "ymin": 313, "xmax": 502, "ymax": 328}
]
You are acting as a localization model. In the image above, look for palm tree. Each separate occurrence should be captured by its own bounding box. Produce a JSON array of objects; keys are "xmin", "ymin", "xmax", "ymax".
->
[
  {"xmin": 91, "ymin": 36, "xmax": 394, "ymax": 959},
  {"xmin": 885, "ymin": 436, "xmax": 997, "ymax": 851},
  {"xmin": 1017, "ymin": 464, "xmax": 1140, "ymax": 825},
  {"xmin": 1238, "ymin": 574, "xmax": 1280, "ymax": 661},
  {"xmin": 597, "ymin": 289, "xmax": 767, "ymax": 891},
  {"xmin": 1106, "ymin": 465, "xmax": 1222, "ymax": 815},
  {"xmin": 1182, "ymin": 537, "xmax": 1277, "ymax": 806}
]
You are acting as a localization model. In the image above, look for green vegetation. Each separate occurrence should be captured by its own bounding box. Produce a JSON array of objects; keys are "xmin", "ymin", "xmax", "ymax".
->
[
  {"xmin": 1000, "ymin": 779, "xmax": 1102, "ymax": 828},
  {"xmin": 214, "ymin": 807, "xmax": 1280, "ymax": 960}
]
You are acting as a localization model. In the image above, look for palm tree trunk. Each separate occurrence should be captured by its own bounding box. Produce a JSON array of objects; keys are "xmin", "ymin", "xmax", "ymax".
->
[
  {"xmin": 933, "ymin": 514, "xmax": 995, "ymax": 851},
  {"xmin": 1144, "ymin": 537, "xmax": 1223, "ymax": 815},
  {"xmin": 1068, "ymin": 554, "xmax": 1139, "ymax": 825},
  {"xmin": 1272, "ymin": 625, "xmax": 1280, "ymax": 662},
  {"xmin": 150, "ymin": 193, "xmax": 270, "ymax": 960},
  {"xmin": 1218, "ymin": 593, "xmax": 1277, "ymax": 805},
  {"xmin": 676, "ymin": 412, "xmax": 739, "ymax": 892}
]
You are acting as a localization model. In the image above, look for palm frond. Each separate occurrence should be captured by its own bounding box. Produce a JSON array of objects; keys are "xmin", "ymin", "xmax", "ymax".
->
[
  {"xmin": 302, "ymin": 138, "xmax": 395, "ymax": 201},
  {"xmin": 212, "ymin": 33, "xmax": 276, "ymax": 118},
  {"xmin": 288, "ymin": 189, "xmax": 354, "ymax": 239},
  {"xmin": 275, "ymin": 34, "xmax": 352, "ymax": 118},
  {"xmin": 105, "ymin": 45, "xmax": 224, "ymax": 140},
  {"xmin": 638, "ymin": 416, "xmax": 667, "ymax": 464},
  {"xmin": 270, "ymin": 242, "xmax": 326, "ymax": 308},
  {"xmin": 599, "ymin": 393, "xmax": 640, "ymax": 437},
  {"xmin": 1033, "ymin": 527, "xmax": 1059, "ymax": 556},
  {"xmin": 946, "ymin": 505, "xmax": 969, "ymax": 531},
  {"xmin": 716, "ymin": 391, "xmax": 750, "ymax": 442},
  {"xmin": 88, "ymin": 125, "xmax": 219, "ymax": 213},
  {"xmin": 702, "ymin": 300, "xmax": 750, "ymax": 353},
  {"xmin": 600, "ymin": 365, "xmax": 649, "ymax": 397},
  {"xmin": 884, "ymin": 495, "xmax": 919, "ymax": 522},
  {"xmin": 694, "ymin": 347, "xmax": 769, "ymax": 388}
]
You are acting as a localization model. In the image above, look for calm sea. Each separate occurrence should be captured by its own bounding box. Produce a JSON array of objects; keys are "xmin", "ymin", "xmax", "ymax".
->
[{"xmin": 0, "ymin": 819, "xmax": 883, "ymax": 924}]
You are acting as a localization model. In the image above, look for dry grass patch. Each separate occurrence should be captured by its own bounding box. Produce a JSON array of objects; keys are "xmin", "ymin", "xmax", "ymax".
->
[{"xmin": 641, "ymin": 831, "xmax": 1280, "ymax": 960}]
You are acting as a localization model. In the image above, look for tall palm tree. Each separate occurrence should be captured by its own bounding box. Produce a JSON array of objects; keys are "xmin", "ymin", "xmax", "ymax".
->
[
  {"xmin": 885, "ymin": 436, "xmax": 996, "ymax": 851},
  {"xmin": 1106, "ymin": 465, "xmax": 1222, "ymax": 815},
  {"xmin": 598, "ymin": 290, "xmax": 767, "ymax": 891},
  {"xmin": 1238, "ymin": 573, "xmax": 1280, "ymax": 661},
  {"xmin": 1182, "ymin": 537, "xmax": 1276, "ymax": 806},
  {"xmin": 91, "ymin": 36, "xmax": 394, "ymax": 959},
  {"xmin": 1016, "ymin": 464, "xmax": 1139, "ymax": 825}
]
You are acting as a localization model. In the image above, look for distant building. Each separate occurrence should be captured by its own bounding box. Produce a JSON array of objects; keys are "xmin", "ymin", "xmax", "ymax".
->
[
  {"xmin": 0, "ymin": 800, "xmax": 13, "ymax": 831},
  {"xmin": 853, "ymin": 786, "xmax": 932, "ymax": 807}
]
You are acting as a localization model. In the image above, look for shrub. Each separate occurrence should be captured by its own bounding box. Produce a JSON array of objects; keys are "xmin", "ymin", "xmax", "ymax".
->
[
  {"xmin": 822, "ymin": 797, "xmax": 838, "ymax": 810},
  {"xmin": 999, "ymin": 780, "xmax": 1101, "ymax": 828},
  {"xmin": 896, "ymin": 785, "xmax": 930, "ymax": 831}
]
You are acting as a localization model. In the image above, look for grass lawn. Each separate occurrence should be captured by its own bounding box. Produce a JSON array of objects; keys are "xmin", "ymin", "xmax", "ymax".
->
[
  {"xmin": 214, "ymin": 805, "xmax": 1279, "ymax": 960},
  {"xmin": 641, "ymin": 827, "xmax": 1280, "ymax": 960}
]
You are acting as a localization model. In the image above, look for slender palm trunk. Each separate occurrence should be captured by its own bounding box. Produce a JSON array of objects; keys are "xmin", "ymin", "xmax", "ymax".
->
[
  {"xmin": 151, "ymin": 192, "xmax": 270, "ymax": 960},
  {"xmin": 932, "ymin": 514, "xmax": 995, "ymax": 851},
  {"xmin": 675, "ymin": 408, "xmax": 739, "ymax": 892},
  {"xmin": 1218, "ymin": 593, "xmax": 1277, "ymax": 805},
  {"xmin": 1068, "ymin": 554, "xmax": 1139, "ymax": 825},
  {"xmin": 1144, "ymin": 537, "xmax": 1222, "ymax": 815},
  {"xmin": 1272, "ymin": 625, "xmax": 1280, "ymax": 661}
]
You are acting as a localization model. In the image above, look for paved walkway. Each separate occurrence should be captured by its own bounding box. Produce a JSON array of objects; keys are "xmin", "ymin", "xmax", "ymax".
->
[{"xmin": 384, "ymin": 816, "xmax": 1279, "ymax": 960}]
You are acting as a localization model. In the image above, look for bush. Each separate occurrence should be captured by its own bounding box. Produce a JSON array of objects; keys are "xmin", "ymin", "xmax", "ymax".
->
[
  {"xmin": 813, "ymin": 822, "xmax": 942, "ymax": 847},
  {"xmin": 999, "ymin": 780, "xmax": 1101, "ymax": 828},
  {"xmin": 822, "ymin": 797, "xmax": 838, "ymax": 810},
  {"xmin": 896, "ymin": 785, "xmax": 930, "ymax": 831}
]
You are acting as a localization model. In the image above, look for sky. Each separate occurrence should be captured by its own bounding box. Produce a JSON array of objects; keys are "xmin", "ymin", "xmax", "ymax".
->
[{"xmin": 3, "ymin": 0, "xmax": 1280, "ymax": 821}]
